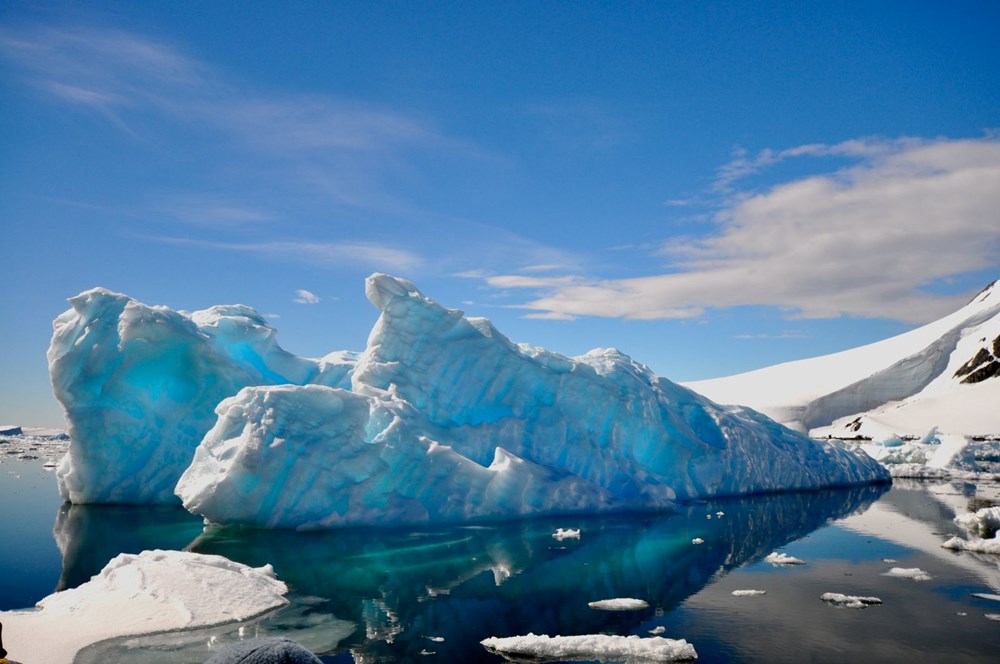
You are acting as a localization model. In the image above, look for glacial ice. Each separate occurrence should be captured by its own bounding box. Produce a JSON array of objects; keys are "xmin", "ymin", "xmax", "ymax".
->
[
  {"xmin": 52, "ymin": 275, "xmax": 888, "ymax": 525},
  {"xmin": 48, "ymin": 287, "xmax": 355, "ymax": 503}
]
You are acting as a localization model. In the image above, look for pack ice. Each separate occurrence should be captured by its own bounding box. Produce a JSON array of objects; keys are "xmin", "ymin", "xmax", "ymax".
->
[{"xmin": 51, "ymin": 275, "xmax": 888, "ymax": 526}]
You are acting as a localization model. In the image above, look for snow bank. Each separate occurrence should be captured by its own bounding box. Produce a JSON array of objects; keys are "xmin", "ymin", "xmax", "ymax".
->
[
  {"xmin": 587, "ymin": 598, "xmax": 649, "ymax": 611},
  {"xmin": 820, "ymin": 593, "xmax": 882, "ymax": 609},
  {"xmin": 49, "ymin": 288, "xmax": 356, "ymax": 503},
  {"xmin": 882, "ymin": 567, "xmax": 931, "ymax": 581},
  {"xmin": 764, "ymin": 552, "xmax": 805, "ymax": 565},
  {"xmin": 481, "ymin": 633, "xmax": 697, "ymax": 661},
  {"xmin": 0, "ymin": 550, "xmax": 288, "ymax": 664}
]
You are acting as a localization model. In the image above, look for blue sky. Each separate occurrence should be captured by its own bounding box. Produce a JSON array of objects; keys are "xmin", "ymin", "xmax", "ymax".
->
[{"xmin": 2, "ymin": 1, "xmax": 999, "ymax": 427}]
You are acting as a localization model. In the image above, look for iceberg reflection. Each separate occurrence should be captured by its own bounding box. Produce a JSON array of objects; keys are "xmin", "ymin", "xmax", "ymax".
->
[{"xmin": 55, "ymin": 484, "xmax": 885, "ymax": 662}]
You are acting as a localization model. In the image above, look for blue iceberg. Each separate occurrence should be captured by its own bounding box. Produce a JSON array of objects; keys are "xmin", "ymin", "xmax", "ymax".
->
[{"xmin": 50, "ymin": 275, "xmax": 888, "ymax": 524}]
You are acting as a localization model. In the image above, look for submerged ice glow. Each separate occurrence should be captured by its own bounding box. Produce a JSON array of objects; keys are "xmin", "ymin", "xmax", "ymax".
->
[{"xmin": 51, "ymin": 275, "xmax": 887, "ymax": 527}]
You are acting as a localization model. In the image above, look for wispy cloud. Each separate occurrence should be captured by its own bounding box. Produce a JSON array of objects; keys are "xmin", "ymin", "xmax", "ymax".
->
[
  {"xmin": 0, "ymin": 24, "xmax": 465, "ymax": 213},
  {"xmin": 482, "ymin": 135, "xmax": 1000, "ymax": 324},
  {"xmin": 150, "ymin": 237, "xmax": 425, "ymax": 273},
  {"xmin": 293, "ymin": 289, "xmax": 320, "ymax": 305}
]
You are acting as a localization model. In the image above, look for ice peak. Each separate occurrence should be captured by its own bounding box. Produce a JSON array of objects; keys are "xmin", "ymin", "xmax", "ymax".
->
[{"xmin": 365, "ymin": 273, "xmax": 421, "ymax": 311}]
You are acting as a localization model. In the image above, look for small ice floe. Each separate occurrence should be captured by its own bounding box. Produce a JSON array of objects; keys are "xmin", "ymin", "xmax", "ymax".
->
[
  {"xmin": 424, "ymin": 635, "xmax": 446, "ymax": 642},
  {"xmin": 957, "ymin": 612, "xmax": 968, "ymax": 616},
  {"xmin": 649, "ymin": 626, "xmax": 666, "ymax": 635},
  {"xmin": 552, "ymin": 528, "xmax": 581, "ymax": 541},
  {"xmin": 588, "ymin": 598, "xmax": 650, "ymax": 611},
  {"xmin": 986, "ymin": 614, "xmax": 1000, "ymax": 622},
  {"xmin": 731, "ymin": 589, "xmax": 766, "ymax": 597},
  {"xmin": 0, "ymin": 550, "xmax": 289, "ymax": 664},
  {"xmin": 481, "ymin": 633, "xmax": 698, "ymax": 661},
  {"xmin": 419, "ymin": 649, "xmax": 436, "ymax": 655},
  {"xmin": 764, "ymin": 552, "xmax": 805, "ymax": 566},
  {"xmin": 882, "ymin": 567, "xmax": 932, "ymax": 581},
  {"xmin": 941, "ymin": 536, "xmax": 1000, "ymax": 555},
  {"xmin": 716, "ymin": 511, "xmax": 724, "ymax": 517},
  {"xmin": 882, "ymin": 558, "xmax": 897, "ymax": 564},
  {"xmin": 971, "ymin": 593, "xmax": 1000, "ymax": 602},
  {"xmin": 821, "ymin": 592, "xmax": 882, "ymax": 609},
  {"xmin": 691, "ymin": 538, "xmax": 704, "ymax": 545}
]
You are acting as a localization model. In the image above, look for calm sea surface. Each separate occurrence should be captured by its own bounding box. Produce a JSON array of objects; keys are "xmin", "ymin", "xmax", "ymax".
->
[{"xmin": 2, "ymin": 457, "xmax": 998, "ymax": 663}]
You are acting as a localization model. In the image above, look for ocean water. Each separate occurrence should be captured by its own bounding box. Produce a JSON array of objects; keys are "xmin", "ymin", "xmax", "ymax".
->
[{"xmin": 2, "ymin": 457, "xmax": 999, "ymax": 663}]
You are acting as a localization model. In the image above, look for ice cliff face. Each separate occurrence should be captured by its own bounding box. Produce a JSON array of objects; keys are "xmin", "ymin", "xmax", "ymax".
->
[
  {"xmin": 173, "ymin": 274, "xmax": 887, "ymax": 529},
  {"xmin": 49, "ymin": 288, "xmax": 355, "ymax": 503}
]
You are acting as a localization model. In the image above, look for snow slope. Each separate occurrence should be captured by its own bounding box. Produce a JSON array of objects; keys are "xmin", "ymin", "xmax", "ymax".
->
[{"xmin": 687, "ymin": 281, "xmax": 1000, "ymax": 438}]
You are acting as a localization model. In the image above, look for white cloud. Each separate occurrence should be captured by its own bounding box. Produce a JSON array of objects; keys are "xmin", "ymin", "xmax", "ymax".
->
[
  {"xmin": 293, "ymin": 289, "xmax": 320, "ymax": 305},
  {"xmin": 488, "ymin": 136, "xmax": 1000, "ymax": 324},
  {"xmin": 150, "ymin": 237, "xmax": 424, "ymax": 273}
]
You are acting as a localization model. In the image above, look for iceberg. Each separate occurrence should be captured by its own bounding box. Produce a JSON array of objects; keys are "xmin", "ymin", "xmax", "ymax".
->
[
  {"xmin": 52, "ymin": 275, "xmax": 888, "ymax": 524},
  {"xmin": 176, "ymin": 274, "xmax": 887, "ymax": 528},
  {"xmin": 49, "ymin": 287, "xmax": 355, "ymax": 503}
]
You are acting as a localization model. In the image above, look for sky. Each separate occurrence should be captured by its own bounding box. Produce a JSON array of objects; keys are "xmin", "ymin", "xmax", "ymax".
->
[{"xmin": 1, "ymin": 1, "xmax": 999, "ymax": 428}]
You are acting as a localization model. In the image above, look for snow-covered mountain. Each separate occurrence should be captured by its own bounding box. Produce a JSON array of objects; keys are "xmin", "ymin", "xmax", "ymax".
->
[{"xmin": 687, "ymin": 280, "xmax": 1000, "ymax": 440}]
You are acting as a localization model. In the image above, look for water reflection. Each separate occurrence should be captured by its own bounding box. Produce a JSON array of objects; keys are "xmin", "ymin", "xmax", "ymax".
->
[
  {"xmin": 53, "ymin": 502, "xmax": 205, "ymax": 590},
  {"xmin": 57, "ymin": 484, "xmax": 885, "ymax": 662}
]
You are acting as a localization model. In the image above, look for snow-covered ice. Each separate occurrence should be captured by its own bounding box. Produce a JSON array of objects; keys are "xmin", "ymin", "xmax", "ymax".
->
[
  {"xmin": 942, "ymin": 536, "xmax": 1000, "ymax": 555},
  {"xmin": 649, "ymin": 626, "xmax": 666, "ymax": 635},
  {"xmin": 764, "ymin": 552, "xmax": 806, "ymax": 566},
  {"xmin": 481, "ymin": 633, "xmax": 697, "ymax": 661},
  {"xmin": 587, "ymin": 598, "xmax": 650, "ymax": 611},
  {"xmin": 941, "ymin": 506, "xmax": 1000, "ymax": 555},
  {"xmin": 955, "ymin": 506, "xmax": 1000, "ymax": 538},
  {"xmin": 820, "ymin": 593, "xmax": 882, "ymax": 609},
  {"xmin": 882, "ymin": 567, "xmax": 932, "ymax": 581},
  {"xmin": 0, "ymin": 550, "xmax": 288, "ymax": 664},
  {"xmin": 173, "ymin": 274, "xmax": 887, "ymax": 528},
  {"xmin": 731, "ymin": 590, "xmax": 767, "ymax": 596},
  {"xmin": 553, "ymin": 528, "xmax": 581, "ymax": 540},
  {"xmin": 691, "ymin": 538, "xmax": 705, "ymax": 545},
  {"xmin": 971, "ymin": 593, "xmax": 1000, "ymax": 602}
]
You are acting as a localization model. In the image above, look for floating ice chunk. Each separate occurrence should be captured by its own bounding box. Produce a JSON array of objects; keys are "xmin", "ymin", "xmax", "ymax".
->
[
  {"xmin": 986, "ymin": 614, "xmax": 1000, "ymax": 621},
  {"xmin": 481, "ymin": 633, "xmax": 697, "ymax": 662},
  {"xmin": 882, "ymin": 567, "xmax": 931, "ymax": 581},
  {"xmin": 706, "ymin": 514, "xmax": 712, "ymax": 519},
  {"xmin": 692, "ymin": 538, "xmax": 705, "ymax": 545},
  {"xmin": 553, "ymin": 528, "xmax": 581, "ymax": 540},
  {"xmin": 821, "ymin": 592, "xmax": 882, "ymax": 608},
  {"xmin": 649, "ymin": 626, "xmax": 666, "ymax": 635},
  {"xmin": 588, "ymin": 598, "xmax": 650, "ymax": 611},
  {"xmin": 882, "ymin": 558, "xmax": 898, "ymax": 563},
  {"xmin": 716, "ymin": 511, "xmax": 725, "ymax": 517},
  {"xmin": 731, "ymin": 590, "xmax": 767, "ymax": 596},
  {"xmin": 0, "ymin": 550, "xmax": 288, "ymax": 664},
  {"xmin": 942, "ymin": 535, "xmax": 1000, "ymax": 555},
  {"xmin": 765, "ymin": 552, "xmax": 806, "ymax": 565},
  {"xmin": 955, "ymin": 506, "xmax": 1000, "ymax": 538},
  {"xmin": 971, "ymin": 593, "xmax": 1000, "ymax": 602},
  {"xmin": 424, "ymin": 635, "xmax": 445, "ymax": 642}
]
